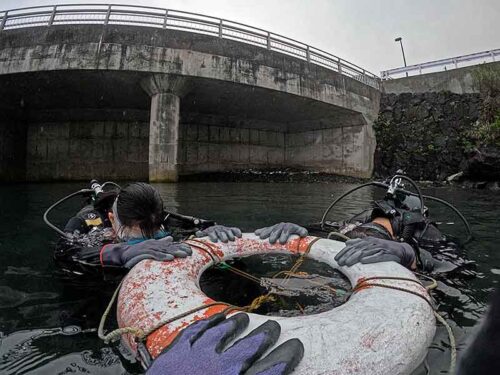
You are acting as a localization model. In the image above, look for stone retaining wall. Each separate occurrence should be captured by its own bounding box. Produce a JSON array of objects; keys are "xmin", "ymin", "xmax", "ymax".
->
[{"xmin": 374, "ymin": 92, "xmax": 481, "ymax": 180}]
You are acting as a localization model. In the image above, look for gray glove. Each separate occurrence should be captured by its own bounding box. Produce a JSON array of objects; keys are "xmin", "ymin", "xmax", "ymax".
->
[
  {"xmin": 196, "ymin": 225, "xmax": 242, "ymax": 243},
  {"xmin": 254, "ymin": 223, "xmax": 308, "ymax": 245},
  {"xmin": 101, "ymin": 237, "xmax": 192, "ymax": 269},
  {"xmin": 334, "ymin": 237, "xmax": 416, "ymax": 268}
]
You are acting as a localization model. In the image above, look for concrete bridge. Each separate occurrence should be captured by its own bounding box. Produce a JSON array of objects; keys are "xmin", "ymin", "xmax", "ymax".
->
[{"xmin": 0, "ymin": 4, "xmax": 380, "ymax": 182}]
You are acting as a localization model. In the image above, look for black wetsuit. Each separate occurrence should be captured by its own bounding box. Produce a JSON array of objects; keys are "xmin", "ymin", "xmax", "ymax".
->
[
  {"xmin": 54, "ymin": 205, "xmax": 117, "ymax": 276},
  {"xmin": 310, "ymin": 199, "xmax": 465, "ymax": 273}
]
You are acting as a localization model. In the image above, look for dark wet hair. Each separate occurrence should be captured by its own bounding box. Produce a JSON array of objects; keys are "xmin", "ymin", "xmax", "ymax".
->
[{"xmin": 116, "ymin": 182, "xmax": 164, "ymax": 238}]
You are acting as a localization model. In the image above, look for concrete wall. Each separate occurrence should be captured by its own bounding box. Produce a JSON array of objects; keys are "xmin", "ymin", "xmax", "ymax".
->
[
  {"xmin": 285, "ymin": 125, "xmax": 369, "ymax": 175},
  {"xmin": 179, "ymin": 113, "xmax": 371, "ymax": 175},
  {"xmin": 179, "ymin": 113, "xmax": 286, "ymax": 173},
  {"xmin": 382, "ymin": 61, "xmax": 500, "ymax": 95},
  {"xmin": 179, "ymin": 118, "xmax": 285, "ymax": 173},
  {"xmin": 0, "ymin": 121, "xmax": 27, "ymax": 181},
  {"xmin": 26, "ymin": 121, "xmax": 148, "ymax": 181}
]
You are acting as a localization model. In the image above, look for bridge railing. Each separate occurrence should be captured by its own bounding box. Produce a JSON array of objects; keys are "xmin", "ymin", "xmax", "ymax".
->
[
  {"xmin": 0, "ymin": 4, "xmax": 380, "ymax": 89},
  {"xmin": 381, "ymin": 49, "xmax": 500, "ymax": 79}
]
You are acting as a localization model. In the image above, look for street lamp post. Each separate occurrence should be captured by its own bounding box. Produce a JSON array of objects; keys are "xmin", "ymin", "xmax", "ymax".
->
[{"xmin": 394, "ymin": 37, "xmax": 408, "ymax": 77}]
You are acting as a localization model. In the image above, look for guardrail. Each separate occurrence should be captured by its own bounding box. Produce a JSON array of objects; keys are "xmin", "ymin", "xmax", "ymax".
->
[
  {"xmin": 0, "ymin": 4, "xmax": 380, "ymax": 89},
  {"xmin": 381, "ymin": 49, "xmax": 500, "ymax": 79}
]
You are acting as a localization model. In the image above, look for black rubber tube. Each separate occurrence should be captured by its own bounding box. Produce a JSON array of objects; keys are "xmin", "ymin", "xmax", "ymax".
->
[
  {"xmin": 43, "ymin": 189, "xmax": 93, "ymax": 237},
  {"xmin": 320, "ymin": 182, "xmax": 379, "ymax": 229}
]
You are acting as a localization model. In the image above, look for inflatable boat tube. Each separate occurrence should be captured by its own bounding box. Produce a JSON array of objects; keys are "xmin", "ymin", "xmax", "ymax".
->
[{"xmin": 117, "ymin": 234, "xmax": 435, "ymax": 374}]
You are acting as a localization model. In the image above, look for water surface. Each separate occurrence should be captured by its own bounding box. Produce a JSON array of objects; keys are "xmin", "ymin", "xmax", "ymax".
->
[{"xmin": 0, "ymin": 182, "xmax": 498, "ymax": 374}]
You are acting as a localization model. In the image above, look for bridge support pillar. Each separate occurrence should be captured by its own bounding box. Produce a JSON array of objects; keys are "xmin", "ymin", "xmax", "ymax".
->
[{"xmin": 141, "ymin": 75, "xmax": 190, "ymax": 182}]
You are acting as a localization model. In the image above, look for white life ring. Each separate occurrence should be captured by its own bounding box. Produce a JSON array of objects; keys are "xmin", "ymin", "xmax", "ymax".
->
[{"xmin": 117, "ymin": 234, "xmax": 435, "ymax": 375}]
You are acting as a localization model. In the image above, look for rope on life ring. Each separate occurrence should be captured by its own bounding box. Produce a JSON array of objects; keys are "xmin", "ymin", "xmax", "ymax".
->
[
  {"xmin": 350, "ymin": 274, "xmax": 456, "ymax": 374},
  {"xmin": 98, "ymin": 236, "xmax": 456, "ymax": 374}
]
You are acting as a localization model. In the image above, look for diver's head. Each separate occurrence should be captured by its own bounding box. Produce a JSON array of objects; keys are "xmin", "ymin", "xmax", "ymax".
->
[
  {"xmin": 400, "ymin": 194, "xmax": 429, "ymax": 216},
  {"xmin": 108, "ymin": 182, "xmax": 164, "ymax": 240}
]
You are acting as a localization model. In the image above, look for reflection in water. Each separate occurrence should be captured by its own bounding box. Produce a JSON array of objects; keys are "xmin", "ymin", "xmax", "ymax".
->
[
  {"xmin": 0, "ymin": 286, "xmax": 58, "ymax": 309},
  {"xmin": 0, "ymin": 326, "xmax": 129, "ymax": 374},
  {"xmin": 0, "ymin": 182, "xmax": 498, "ymax": 374}
]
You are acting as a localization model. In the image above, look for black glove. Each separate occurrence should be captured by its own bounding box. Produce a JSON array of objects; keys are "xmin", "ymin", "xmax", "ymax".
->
[
  {"xmin": 196, "ymin": 225, "xmax": 242, "ymax": 243},
  {"xmin": 100, "ymin": 237, "xmax": 192, "ymax": 269},
  {"xmin": 334, "ymin": 237, "xmax": 416, "ymax": 268},
  {"xmin": 146, "ymin": 313, "xmax": 304, "ymax": 375},
  {"xmin": 254, "ymin": 223, "xmax": 308, "ymax": 245}
]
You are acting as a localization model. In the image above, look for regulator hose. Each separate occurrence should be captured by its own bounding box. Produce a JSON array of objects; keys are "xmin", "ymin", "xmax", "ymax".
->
[
  {"xmin": 43, "ymin": 180, "xmax": 122, "ymax": 237},
  {"xmin": 43, "ymin": 189, "xmax": 94, "ymax": 237},
  {"xmin": 320, "ymin": 182, "xmax": 380, "ymax": 229},
  {"xmin": 389, "ymin": 174, "xmax": 425, "ymax": 215}
]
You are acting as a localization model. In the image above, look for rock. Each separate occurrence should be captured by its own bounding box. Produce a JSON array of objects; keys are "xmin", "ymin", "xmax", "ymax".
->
[
  {"xmin": 486, "ymin": 181, "xmax": 500, "ymax": 191},
  {"xmin": 374, "ymin": 91, "xmax": 482, "ymax": 182},
  {"xmin": 446, "ymin": 171, "xmax": 464, "ymax": 183},
  {"xmin": 462, "ymin": 146, "xmax": 500, "ymax": 181}
]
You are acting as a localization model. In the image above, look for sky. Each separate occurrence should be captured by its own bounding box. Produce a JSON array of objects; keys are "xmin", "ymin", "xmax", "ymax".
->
[{"xmin": 1, "ymin": 0, "xmax": 499, "ymax": 75}]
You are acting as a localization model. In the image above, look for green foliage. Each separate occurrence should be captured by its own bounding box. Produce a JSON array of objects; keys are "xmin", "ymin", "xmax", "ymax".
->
[
  {"xmin": 470, "ymin": 65, "xmax": 500, "ymax": 147},
  {"xmin": 472, "ymin": 65, "xmax": 500, "ymax": 97},
  {"xmin": 467, "ymin": 112, "xmax": 500, "ymax": 147}
]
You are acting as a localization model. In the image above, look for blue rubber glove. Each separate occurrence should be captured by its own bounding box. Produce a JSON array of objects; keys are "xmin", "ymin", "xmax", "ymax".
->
[
  {"xmin": 196, "ymin": 225, "xmax": 242, "ymax": 243},
  {"xmin": 254, "ymin": 223, "xmax": 308, "ymax": 245},
  {"xmin": 146, "ymin": 313, "xmax": 304, "ymax": 375},
  {"xmin": 100, "ymin": 237, "xmax": 192, "ymax": 269},
  {"xmin": 334, "ymin": 237, "xmax": 416, "ymax": 268}
]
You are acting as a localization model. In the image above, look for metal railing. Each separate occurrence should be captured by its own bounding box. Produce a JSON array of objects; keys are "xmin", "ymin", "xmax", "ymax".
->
[
  {"xmin": 381, "ymin": 49, "xmax": 500, "ymax": 79},
  {"xmin": 0, "ymin": 4, "xmax": 380, "ymax": 89}
]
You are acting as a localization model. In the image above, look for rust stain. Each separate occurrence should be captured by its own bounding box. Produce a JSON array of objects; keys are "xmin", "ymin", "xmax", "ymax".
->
[
  {"xmin": 360, "ymin": 331, "xmax": 383, "ymax": 350},
  {"xmin": 119, "ymin": 236, "xmax": 322, "ymax": 361},
  {"xmin": 147, "ymin": 322, "xmax": 189, "ymax": 358},
  {"xmin": 285, "ymin": 236, "xmax": 314, "ymax": 253}
]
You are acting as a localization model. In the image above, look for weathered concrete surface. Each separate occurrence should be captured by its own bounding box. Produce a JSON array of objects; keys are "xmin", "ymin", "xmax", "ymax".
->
[
  {"xmin": 382, "ymin": 61, "xmax": 500, "ymax": 95},
  {"xmin": 142, "ymin": 75, "xmax": 190, "ymax": 182},
  {"xmin": 26, "ymin": 120, "xmax": 148, "ymax": 181},
  {"xmin": 0, "ymin": 25, "xmax": 380, "ymax": 181},
  {"xmin": 148, "ymin": 93, "xmax": 180, "ymax": 182},
  {"xmin": 179, "ymin": 114, "xmax": 286, "ymax": 173}
]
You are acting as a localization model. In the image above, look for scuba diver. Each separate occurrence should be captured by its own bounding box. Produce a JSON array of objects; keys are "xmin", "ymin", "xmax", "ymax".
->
[
  {"xmin": 307, "ymin": 172, "xmax": 474, "ymax": 274},
  {"xmin": 48, "ymin": 181, "xmax": 307, "ymax": 276}
]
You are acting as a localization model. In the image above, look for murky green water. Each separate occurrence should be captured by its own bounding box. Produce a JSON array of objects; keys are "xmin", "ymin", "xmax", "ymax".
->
[{"xmin": 0, "ymin": 182, "xmax": 499, "ymax": 374}]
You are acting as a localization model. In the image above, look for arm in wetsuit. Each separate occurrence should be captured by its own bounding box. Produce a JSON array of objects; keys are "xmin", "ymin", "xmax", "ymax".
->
[{"xmin": 55, "ymin": 231, "xmax": 193, "ymax": 276}]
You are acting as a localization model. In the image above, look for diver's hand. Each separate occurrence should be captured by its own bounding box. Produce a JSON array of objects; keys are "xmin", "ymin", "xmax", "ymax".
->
[
  {"xmin": 334, "ymin": 237, "xmax": 415, "ymax": 268},
  {"xmin": 146, "ymin": 313, "xmax": 304, "ymax": 375},
  {"xmin": 100, "ymin": 237, "xmax": 192, "ymax": 269},
  {"xmin": 255, "ymin": 223, "xmax": 308, "ymax": 245},
  {"xmin": 196, "ymin": 225, "xmax": 242, "ymax": 243}
]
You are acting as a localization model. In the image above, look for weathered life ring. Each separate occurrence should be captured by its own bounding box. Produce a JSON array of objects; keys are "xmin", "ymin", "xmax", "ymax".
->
[{"xmin": 117, "ymin": 234, "xmax": 435, "ymax": 374}]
